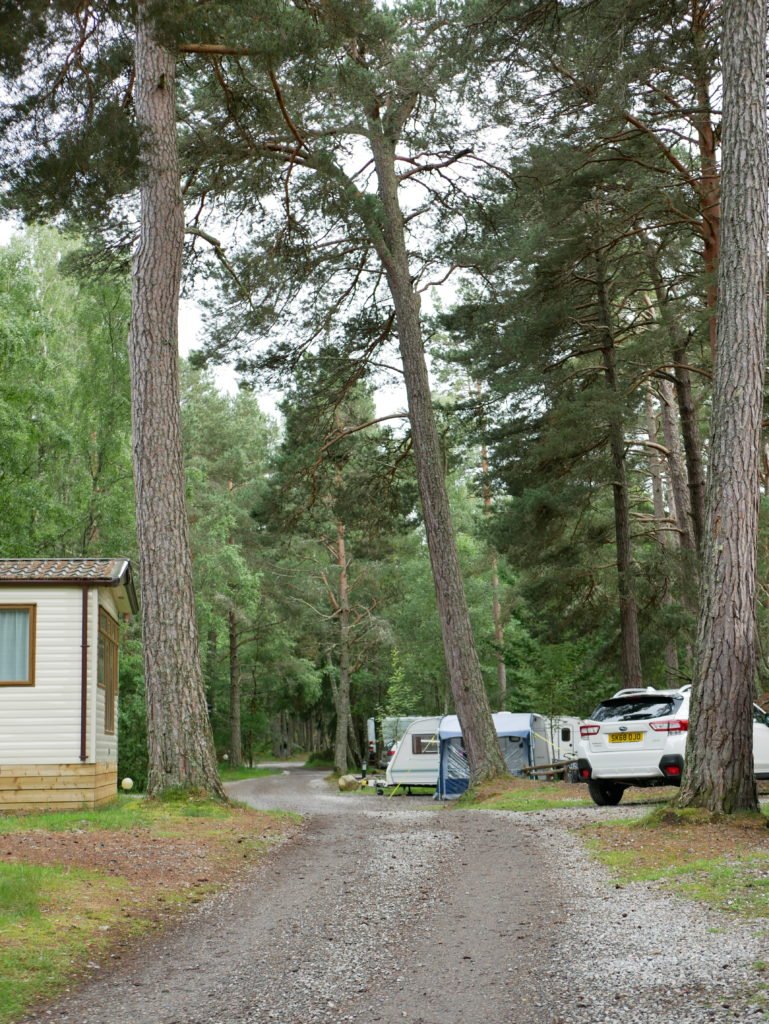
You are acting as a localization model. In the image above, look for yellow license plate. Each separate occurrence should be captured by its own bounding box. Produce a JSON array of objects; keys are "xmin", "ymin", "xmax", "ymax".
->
[{"xmin": 607, "ymin": 732, "xmax": 643, "ymax": 743}]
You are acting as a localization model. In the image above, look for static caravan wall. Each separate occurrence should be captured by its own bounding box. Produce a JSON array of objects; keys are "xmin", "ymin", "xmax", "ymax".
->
[
  {"xmin": 93, "ymin": 589, "xmax": 119, "ymax": 766},
  {"xmin": 0, "ymin": 586, "xmax": 83, "ymax": 765}
]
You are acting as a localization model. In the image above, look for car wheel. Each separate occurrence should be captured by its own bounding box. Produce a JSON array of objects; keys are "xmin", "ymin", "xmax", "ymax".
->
[{"xmin": 587, "ymin": 780, "xmax": 625, "ymax": 806}]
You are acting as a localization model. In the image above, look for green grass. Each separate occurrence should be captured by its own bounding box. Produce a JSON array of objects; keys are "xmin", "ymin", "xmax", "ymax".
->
[
  {"xmin": 591, "ymin": 841, "xmax": 769, "ymax": 918},
  {"xmin": 587, "ymin": 808, "xmax": 769, "ymax": 919},
  {"xmin": 0, "ymin": 795, "xmax": 150, "ymax": 834},
  {"xmin": 0, "ymin": 864, "xmax": 130, "ymax": 1024},
  {"xmin": 0, "ymin": 797, "xmax": 300, "ymax": 1023},
  {"xmin": 303, "ymin": 753, "xmax": 335, "ymax": 770},
  {"xmin": 0, "ymin": 864, "xmax": 47, "ymax": 924},
  {"xmin": 0, "ymin": 788, "xmax": 286, "ymax": 834}
]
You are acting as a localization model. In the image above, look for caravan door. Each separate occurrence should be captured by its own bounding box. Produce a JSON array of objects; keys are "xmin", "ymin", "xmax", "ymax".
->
[{"xmin": 499, "ymin": 734, "xmax": 529, "ymax": 775}]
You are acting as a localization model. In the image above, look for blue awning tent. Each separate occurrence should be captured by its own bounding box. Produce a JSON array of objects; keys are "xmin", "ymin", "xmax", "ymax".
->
[{"xmin": 436, "ymin": 712, "xmax": 537, "ymax": 799}]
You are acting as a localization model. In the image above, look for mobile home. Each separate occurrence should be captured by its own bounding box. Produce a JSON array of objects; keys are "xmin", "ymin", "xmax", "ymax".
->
[{"xmin": 0, "ymin": 558, "xmax": 138, "ymax": 811}]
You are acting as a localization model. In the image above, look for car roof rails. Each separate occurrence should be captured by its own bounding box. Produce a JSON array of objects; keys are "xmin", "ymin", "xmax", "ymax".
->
[
  {"xmin": 611, "ymin": 684, "xmax": 691, "ymax": 699},
  {"xmin": 611, "ymin": 686, "xmax": 659, "ymax": 698}
]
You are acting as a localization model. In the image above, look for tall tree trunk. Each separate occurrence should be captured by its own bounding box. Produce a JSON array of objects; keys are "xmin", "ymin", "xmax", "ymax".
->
[
  {"xmin": 481, "ymin": 436, "xmax": 505, "ymax": 708},
  {"xmin": 690, "ymin": 0, "xmax": 721, "ymax": 362},
  {"xmin": 658, "ymin": 379, "xmax": 698, "ymax": 661},
  {"xmin": 679, "ymin": 0, "xmax": 766, "ymax": 813},
  {"xmin": 657, "ymin": 379, "xmax": 695, "ymax": 554},
  {"xmin": 130, "ymin": 4, "xmax": 223, "ymax": 798},
  {"xmin": 640, "ymin": 232, "xmax": 705, "ymax": 551},
  {"xmin": 368, "ymin": 120, "xmax": 505, "ymax": 782},
  {"xmin": 333, "ymin": 522, "xmax": 352, "ymax": 775},
  {"xmin": 595, "ymin": 246, "xmax": 643, "ymax": 688},
  {"xmin": 671, "ymin": 349, "xmax": 707, "ymax": 552},
  {"xmin": 227, "ymin": 481, "xmax": 241, "ymax": 767},
  {"xmin": 347, "ymin": 715, "xmax": 362, "ymax": 767},
  {"xmin": 645, "ymin": 391, "xmax": 679, "ymax": 685},
  {"xmin": 228, "ymin": 607, "xmax": 242, "ymax": 767}
]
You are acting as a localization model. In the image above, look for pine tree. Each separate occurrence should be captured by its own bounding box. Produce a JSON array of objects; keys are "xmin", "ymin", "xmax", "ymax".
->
[
  {"xmin": 678, "ymin": 0, "xmax": 767, "ymax": 814},
  {"xmin": 178, "ymin": 0, "xmax": 507, "ymax": 781}
]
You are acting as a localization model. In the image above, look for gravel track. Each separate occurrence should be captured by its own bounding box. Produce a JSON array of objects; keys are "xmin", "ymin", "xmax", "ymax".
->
[{"xmin": 22, "ymin": 770, "xmax": 769, "ymax": 1024}]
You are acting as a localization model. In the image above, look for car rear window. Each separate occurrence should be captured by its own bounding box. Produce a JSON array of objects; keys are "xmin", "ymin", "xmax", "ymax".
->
[{"xmin": 591, "ymin": 695, "xmax": 683, "ymax": 722}]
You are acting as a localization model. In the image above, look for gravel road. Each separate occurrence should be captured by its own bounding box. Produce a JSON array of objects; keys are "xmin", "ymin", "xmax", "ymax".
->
[{"xmin": 22, "ymin": 768, "xmax": 769, "ymax": 1024}]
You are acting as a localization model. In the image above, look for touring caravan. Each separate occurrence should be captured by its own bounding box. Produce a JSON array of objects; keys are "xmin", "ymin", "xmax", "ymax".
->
[
  {"xmin": 541, "ymin": 716, "xmax": 580, "ymax": 764},
  {"xmin": 366, "ymin": 716, "xmax": 425, "ymax": 768},
  {"xmin": 384, "ymin": 717, "xmax": 441, "ymax": 789}
]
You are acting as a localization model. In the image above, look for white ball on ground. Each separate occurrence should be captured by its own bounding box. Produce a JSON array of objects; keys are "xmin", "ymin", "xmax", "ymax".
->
[{"xmin": 121, "ymin": 777, "xmax": 134, "ymax": 791}]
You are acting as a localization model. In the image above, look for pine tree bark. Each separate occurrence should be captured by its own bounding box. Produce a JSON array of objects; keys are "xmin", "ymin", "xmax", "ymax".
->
[
  {"xmin": 332, "ymin": 522, "xmax": 352, "ymax": 775},
  {"xmin": 679, "ymin": 0, "xmax": 766, "ymax": 813},
  {"xmin": 690, "ymin": 0, "xmax": 721, "ymax": 362},
  {"xmin": 130, "ymin": 3, "xmax": 223, "ymax": 798},
  {"xmin": 479, "ymin": 405, "xmax": 507, "ymax": 707},
  {"xmin": 368, "ymin": 117, "xmax": 505, "ymax": 782},
  {"xmin": 645, "ymin": 391, "xmax": 680, "ymax": 684},
  {"xmin": 595, "ymin": 246, "xmax": 643, "ymax": 688},
  {"xmin": 657, "ymin": 379, "xmax": 695, "ymax": 555},
  {"xmin": 640, "ymin": 233, "xmax": 705, "ymax": 552},
  {"xmin": 671, "ymin": 349, "xmax": 707, "ymax": 552},
  {"xmin": 228, "ymin": 607, "xmax": 242, "ymax": 767}
]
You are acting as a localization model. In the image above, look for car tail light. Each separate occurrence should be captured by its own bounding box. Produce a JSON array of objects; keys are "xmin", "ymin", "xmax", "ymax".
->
[
  {"xmin": 662, "ymin": 763, "xmax": 682, "ymax": 777},
  {"xmin": 580, "ymin": 724, "xmax": 600, "ymax": 737},
  {"xmin": 650, "ymin": 719, "xmax": 688, "ymax": 733},
  {"xmin": 387, "ymin": 747, "xmax": 396, "ymax": 759},
  {"xmin": 579, "ymin": 766, "xmax": 591, "ymax": 779}
]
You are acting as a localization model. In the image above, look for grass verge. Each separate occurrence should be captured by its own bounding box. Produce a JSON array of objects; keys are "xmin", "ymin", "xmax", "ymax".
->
[
  {"xmin": 455, "ymin": 776, "xmax": 682, "ymax": 811},
  {"xmin": 585, "ymin": 803, "xmax": 769, "ymax": 918},
  {"xmin": 0, "ymin": 795, "xmax": 300, "ymax": 1023}
]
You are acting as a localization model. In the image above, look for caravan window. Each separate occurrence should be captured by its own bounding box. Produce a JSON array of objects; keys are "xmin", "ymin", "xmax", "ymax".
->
[
  {"xmin": 561, "ymin": 728, "xmax": 571, "ymax": 742},
  {"xmin": 412, "ymin": 734, "xmax": 438, "ymax": 755},
  {"xmin": 0, "ymin": 605, "xmax": 36, "ymax": 686}
]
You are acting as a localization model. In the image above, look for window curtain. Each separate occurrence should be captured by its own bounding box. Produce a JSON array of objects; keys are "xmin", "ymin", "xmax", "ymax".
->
[{"xmin": 0, "ymin": 609, "xmax": 29, "ymax": 681}]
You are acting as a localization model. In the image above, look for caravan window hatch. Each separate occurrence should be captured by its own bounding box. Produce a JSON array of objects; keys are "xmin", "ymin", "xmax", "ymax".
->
[{"xmin": 412, "ymin": 734, "xmax": 438, "ymax": 755}]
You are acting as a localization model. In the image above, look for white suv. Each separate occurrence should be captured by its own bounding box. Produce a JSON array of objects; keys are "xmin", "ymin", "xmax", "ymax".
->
[{"xmin": 577, "ymin": 686, "xmax": 769, "ymax": 806}]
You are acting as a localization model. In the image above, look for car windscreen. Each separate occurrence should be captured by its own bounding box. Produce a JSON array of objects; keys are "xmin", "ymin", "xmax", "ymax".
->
[{"xmin": 590, "ymin": 696, "xmax": 684, "ymax": 722}]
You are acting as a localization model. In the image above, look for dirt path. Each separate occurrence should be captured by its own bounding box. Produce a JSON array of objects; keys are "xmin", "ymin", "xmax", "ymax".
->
[{"xmin": 21, "ymin": 770, "xmax": 769, "ymax": 1024}]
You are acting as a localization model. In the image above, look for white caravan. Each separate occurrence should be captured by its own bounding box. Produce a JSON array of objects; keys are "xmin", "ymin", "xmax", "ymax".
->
[
  {"xmin": 385, "ymin": 717, "xmax": 442, "ymax": 788},
  {"xmin": 537, "ymin": 716, "xmax": 581, "ymax": 764},
  {"xmin": 367, "ymin": 716, "xmax": 425, "ymax": 768}
]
